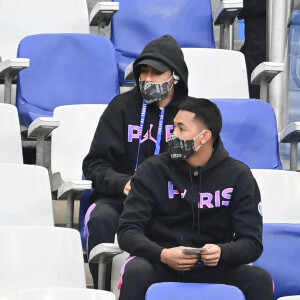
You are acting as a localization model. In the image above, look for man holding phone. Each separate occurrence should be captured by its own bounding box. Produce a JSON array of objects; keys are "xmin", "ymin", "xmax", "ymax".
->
[{"xmin": 117, "ymin": 97, "xmax": 273, "ymax": 300}]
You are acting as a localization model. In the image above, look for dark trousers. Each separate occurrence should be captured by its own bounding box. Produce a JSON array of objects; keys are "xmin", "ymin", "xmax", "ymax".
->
[
  {"xmin": 240, "ymin": 14, "xmax": 267, "ymax": 99},
  {"xmin": 119, "ymin": 256, "xmax": 274, "ymax": 300},
  {"xmin": 87, "ymin": 198, "xmax": 123, "ymax": 289}
]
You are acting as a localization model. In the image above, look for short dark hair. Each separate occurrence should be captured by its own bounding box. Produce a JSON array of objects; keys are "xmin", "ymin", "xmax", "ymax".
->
[{"xmin": 178, "ymin": 97, "xmax": 222, "ymax": 141}]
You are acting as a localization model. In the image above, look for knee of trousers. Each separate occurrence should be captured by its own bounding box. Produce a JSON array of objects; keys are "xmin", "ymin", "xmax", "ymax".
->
[
  {"xmin": 87, "ymin": 213, "xmax": 120, "ymax": 252},
  {"xmin": 122, "ymin": 257, "xmax": 158, "ymax": 286},
  {"xmin": 88, "ymin": 211, "xmax": 120, "ymax": 229},
  {"xmin": 247, "ymin": 266, "xmax": 273, "ymax": 289}
]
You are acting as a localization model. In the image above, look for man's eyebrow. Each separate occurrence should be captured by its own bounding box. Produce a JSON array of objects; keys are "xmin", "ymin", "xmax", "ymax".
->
[{"xmin": 174, "ymin": 121, "xmax": 185, "ymax": 127}]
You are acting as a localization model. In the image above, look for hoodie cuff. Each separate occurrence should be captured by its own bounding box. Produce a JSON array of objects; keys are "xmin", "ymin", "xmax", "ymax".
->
[
  {"xmin": 149, "ymin": 245, "xmax": 165, "ymax": 263},
  {"xmin": 116, "ymin": 174, "xmax": 132, "ymax": 195},
  {"xmin": 218, "ymin": 243, "xmax": 233, "ymax": 264}
]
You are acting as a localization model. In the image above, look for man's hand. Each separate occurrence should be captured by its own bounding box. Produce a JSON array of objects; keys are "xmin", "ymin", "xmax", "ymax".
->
[
  {"xmin": 161, "ymin": 246, "xmax": 200, "ymax": 271},
  {"xmin": 201, "ymin": 244, "xmax": 221, "ymax": 266},
  {"xmin": 123, "ymin": 180, "xmax": 131, "ymax": 195}
]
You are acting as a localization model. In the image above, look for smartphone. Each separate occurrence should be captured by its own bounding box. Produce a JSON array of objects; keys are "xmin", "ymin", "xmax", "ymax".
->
[{"xmin": 182, "ymin": 247, "xmax": 207, "ymax": 254}]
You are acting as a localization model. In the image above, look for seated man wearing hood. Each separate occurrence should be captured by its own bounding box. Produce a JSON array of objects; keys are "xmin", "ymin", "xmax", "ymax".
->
[
  {"xmin": 82, "ymin": 35, "xmax": 189, "ymax": 288},
  {"xmin": 117, "ymin": 97, "xmax": 274, "ymax": 300}
]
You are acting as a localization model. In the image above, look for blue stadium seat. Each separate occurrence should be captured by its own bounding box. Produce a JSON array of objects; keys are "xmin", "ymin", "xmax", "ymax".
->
[
  {"xmin": 110, "ymin": 0, "xmax": 215, "ymax": 84},
  {"xmin": 213, "ymin": 99, "xmax": 282, "ymax": 170},
  {"xmin": 253, "ymin": 224, "xmax": 300, "ymax": 299},
  {"xmin": 16, "ymin": 33, "xmax": 119, "ymax": 127},
  {"xmin": 0, "ymin": 0, "xmax": 91, "ymax": 104},
  {"xmin": 145, "ymin": 282, "xmax": 245, "ymax": 300}
]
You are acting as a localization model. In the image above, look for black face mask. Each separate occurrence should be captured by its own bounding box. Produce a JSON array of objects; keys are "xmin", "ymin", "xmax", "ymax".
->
[
  {"xmin": 139, "ymin": 74, "xmax": 175, "ymax": 104},
  {"xmin": 167, "ymin": 130, "xmax": 206, "ymax": 161}
]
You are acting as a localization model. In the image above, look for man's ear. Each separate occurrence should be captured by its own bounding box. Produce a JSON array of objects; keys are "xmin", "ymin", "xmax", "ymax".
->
[{"xmin": 201, "ymin": 130, "xmax": 212, "ymax": 144}]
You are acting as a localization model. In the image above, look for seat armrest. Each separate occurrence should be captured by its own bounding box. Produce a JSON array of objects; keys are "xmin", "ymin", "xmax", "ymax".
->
[
  {"xmin": 281, "ymin": 122, "xmax": 300, "ymax": 171},
  {"xmin": 28, "ymin": 117, "xmax": 60, "ymax": 139},
  {"xmin": 57, "ymin": 180, "xmax": 92, "ymax": 199},
  {"xmin": 89, "ymin": 243, "xmax": 123, "ymax": 264},
  {"xmin": 0, "ymin": 58, "xmax": 30, "ymax": 78},
  {"xmin": 251, "ymin": 62, "xmax": 284, "ymax": 85},
  {"xmin": 57, "ymin": 179, "xmax": 92, "ymax": 228},
  {"xmin": 0, "ymin": 58, "xmax": 30, "ymax": 104},
  {"xmin": 89, "ymin": 242, "xmax": 123, "ymax": 290},
  {"xmin": 90, "ymin": 2, "xmax": 119, "ymax": 27},
  {"xmin": 214, "ymin": 0, "xmax": 243, "ymax": 25},
  {"xmin": 251, "ymin": 62, "xmax": 284, "ymax": 101},
  {"xmin": 281, "ymin": 122, "xmax": 300, "ymax": 143},
  {"xmin": 27, "ymin": 117, "xmax": 60, "ymax": 166}
]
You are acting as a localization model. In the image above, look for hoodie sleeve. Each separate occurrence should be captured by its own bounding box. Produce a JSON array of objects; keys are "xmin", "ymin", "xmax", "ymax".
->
[
  {"xmin": 218, "ymin": 168, "xmax": 263, "ymax": 265},
  {"xmin": 82, "ymin": 97, "xmax": 131, "ymax": 197},
  {"xmin": 117, "ymin": 163, "xmax": 164, "ymax": 263}
]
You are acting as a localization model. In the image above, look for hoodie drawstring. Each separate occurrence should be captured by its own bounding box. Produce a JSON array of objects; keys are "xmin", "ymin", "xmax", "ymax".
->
[
  {"xmin": 197, "ymin": 170, "xmax": 202, "ymax": 238},
  {"xmin": 189, "ymin": 171, "xmax": 196, "ymax": 230}
]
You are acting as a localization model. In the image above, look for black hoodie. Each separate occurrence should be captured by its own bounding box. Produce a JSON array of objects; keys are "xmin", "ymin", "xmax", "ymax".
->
[
  {"xmin": 118, "ymin": 137, "xmax": 263, "ymax": 266},
  {"xmin": 238, "ymin": 0, "xmax": 266, "ymax": 19},
  {"xmin": 83, "ymin": 35, "xmax": 188, "ymax": 202}
]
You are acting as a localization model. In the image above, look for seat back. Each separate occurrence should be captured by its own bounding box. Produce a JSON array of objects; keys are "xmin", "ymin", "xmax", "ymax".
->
[
  {"xmin": 0, "ymin": 226, "xmax": 86, "ymax": 300},
  {"xmin": 253, "ymin": 223, "xmax": 300, "ymax": 299},
  {"xmin": 0, "ymin": 0, "xmax": 89, "ymax": 59},
  {"xmin": 183, "ymin": 48, "xmax": 249, "ymax": 98},
  {"xmin": 18, "ymin": 287, "xmax": 116, "ymax": 300},
  {"xmin": 16, "ymin": 34, "xmax": 119, "ymax": 127},
  {"xmin": 0, "ymin": 163, "xmax": 54, "ymax": 226},
  {"xmin": 251, "ymin": 169, "xmax": 300, "ymax": 223},
  {"xmin": 111, "ymin": 0, "xmax": 215, "ymax": 83},
  {"xmin": 0, "ymin": 103, "xmax": 23, "ymax": 163},
  {"xmin": 145, "ymin": 282, "xmax": 245, "ymax": 300},
  {"xmin": 51, "ymin": 104, "xmax": 107, "ymax": 183},
  {"xmin": 213, "ymin": 99, "xmax": 282, "ymax": 169}
]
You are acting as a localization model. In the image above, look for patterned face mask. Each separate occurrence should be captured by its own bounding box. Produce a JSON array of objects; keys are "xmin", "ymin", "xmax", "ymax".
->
[
  {"xmin": 139, "ymin": 74, "xmax": 175, "ymax": 104},
  {"xmin": 168, "ymin": 130, "xmax": 206, "ymax": 161}
]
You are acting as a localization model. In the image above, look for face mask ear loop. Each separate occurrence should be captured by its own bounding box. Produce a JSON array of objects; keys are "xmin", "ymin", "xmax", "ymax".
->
[
  {"xmin": 193, "ymin": 130, "xmax": 207, "ymax": 152},
  {"xmin": 193, "ymin": 129, "xmax": 206, "ymax": 141}
]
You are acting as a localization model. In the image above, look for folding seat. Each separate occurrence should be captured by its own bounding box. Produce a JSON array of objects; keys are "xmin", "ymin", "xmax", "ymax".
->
[
  {"xmin": 251, "ymin": 169, "xmax": 300, "ymax": 223},
  {"xmin": 251, "ymin": 170, "xmax": 300, "ymax": 299},
  {"xmin": 182, "ymin": 48, "xmax": 249, "ymax": 99},
  {"xmin": 0, "ymin": 163, "xmax": 54, "ymax": 226},
  {"xmin": 99, "ymin": 0, "xmax": 247, "ymax": 86},
  {"xmin": 0, "ymin": 226, "xmax": 86, "ymax": 300},
  {"xmin": 145, "ymin": 282, "xmax": 245, "ymax": 300},
  {"xmin": 213, "ymin": 99, "xmax": 282, "ymax": 170},
  {"xmin": 18, "ymin": 287, "xmax": 115, "ymax": 300},
  {"xmin": 0, "ymin": 0, "xmax": 89, "ymax": 60},
  {"xmin": 94, "ymin": 0, "xmax": 244, "ymax": 86},
  {"xmin": 17, "ymin": 34, "xmax": 119, "ymax": 129},
  {"xmin": 0, "ymin": 0, "xmax": 91, "ymax": 104},
  {"xmin": 253, "ymin": 224, "xmax": 300, "ymax": 300},
  {"xmin": 107, "ymin": 0, "xmax": 215, "ymax": 85},
  {"xmin": 29, "ymin": 104, "xmax": 108, "ymax": 229},
  {"xmin": 0, "ymin": 103, "xmax": 23, "ymax": 163}
]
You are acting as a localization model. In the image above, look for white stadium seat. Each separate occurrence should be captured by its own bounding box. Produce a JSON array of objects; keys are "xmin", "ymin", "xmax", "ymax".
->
[
  {"xmin": 18, "ymin": 287, "xmax": 115, "ymax": 300},
  {"xmin": 0, "ymin": 226, "xmax": 86, "ymax": 300}
]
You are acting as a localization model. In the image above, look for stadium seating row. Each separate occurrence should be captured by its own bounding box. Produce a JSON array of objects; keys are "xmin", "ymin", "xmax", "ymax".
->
[
  {"xmin": 0, "ymin": 161, "xmax": 299, "ymax": 299},
  {"xmin": 0, "ymin": 0, "xmax": 299, "ymax": 299}
]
